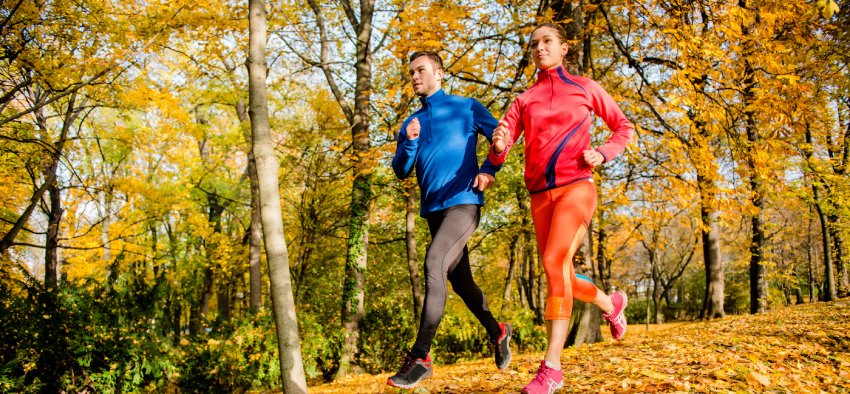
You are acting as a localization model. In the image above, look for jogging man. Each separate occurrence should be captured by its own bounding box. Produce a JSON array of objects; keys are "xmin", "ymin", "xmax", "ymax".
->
[{"xmin": 387, "ymin": 51, "xmax": 512, "ymax": 389}]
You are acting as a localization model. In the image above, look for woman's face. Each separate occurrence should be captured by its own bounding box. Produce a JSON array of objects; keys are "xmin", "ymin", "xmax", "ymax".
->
[{"xmin": 530, "ymin": 27, "xmax": 568, "ymax": 70}]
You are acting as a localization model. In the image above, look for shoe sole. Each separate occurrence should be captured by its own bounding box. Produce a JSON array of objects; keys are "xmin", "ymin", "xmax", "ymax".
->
[
  {"xmin": 520, "ymin": 381, "xmax": 564, "ymax": 394},
  {"xmin": 613, "ymin": 291, "xmax": 628, "ymax": 340},
  {"xmin": 497, "ymin": 324, "xmax": 512, "ymax": 370},
  {"xmin": 386, "ymin": 369, "xmax": 433, "ymax": 389}
]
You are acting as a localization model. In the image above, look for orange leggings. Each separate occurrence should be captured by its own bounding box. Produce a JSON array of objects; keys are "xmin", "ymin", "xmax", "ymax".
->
[{"xmin": 531, "ymin": 179, "xmax": 599, "ymax": 321}]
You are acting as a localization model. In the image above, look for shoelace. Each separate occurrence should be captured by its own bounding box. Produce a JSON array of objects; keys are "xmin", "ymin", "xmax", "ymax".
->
[
  {"xmin": 489, "ymin": 328, "xmax": 505, "ymax": 352},
  {"xmin": 531, "ymin": 364, "xmax": 551, "ymax": 384},
  {"xmin": 398, "ymin": 354, "xmax": 417, "ymax": 373},
  {"xmin": 608, "ymin": 312, "xmax": 625, "ymax": 326}
]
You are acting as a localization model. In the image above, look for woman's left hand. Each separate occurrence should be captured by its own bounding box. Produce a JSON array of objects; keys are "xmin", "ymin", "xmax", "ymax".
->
[{"xmin": 583, "ymin": 150, "xmax": 604, "ymax": 168}]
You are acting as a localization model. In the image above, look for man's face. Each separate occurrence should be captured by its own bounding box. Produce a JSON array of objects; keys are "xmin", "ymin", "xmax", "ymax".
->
[{"xmin": 409, "ymin": 56, "xmax": 442, "ymax": 97}]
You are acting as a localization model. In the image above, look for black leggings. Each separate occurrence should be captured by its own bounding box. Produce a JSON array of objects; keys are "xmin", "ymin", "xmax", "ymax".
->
[{"xmin": 410, "ymin": 204, "xmax": 501, "ymax": 358}]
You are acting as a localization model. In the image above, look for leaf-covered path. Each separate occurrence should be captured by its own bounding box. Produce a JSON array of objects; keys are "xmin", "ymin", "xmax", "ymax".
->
[{"xmin": 310, "ymin": 300, "xmax": 850, "ymax": 393}]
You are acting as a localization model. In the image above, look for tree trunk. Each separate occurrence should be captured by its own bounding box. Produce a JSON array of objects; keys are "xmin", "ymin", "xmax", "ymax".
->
[
  {"xmin": 515, "ymin": 189, "xmax": 532, "ymax": 314},
  {"xmin": 528, "ymin": 246, "xmax": 539, "ymax": 317},
  {"xmin": 794, "ymin": 279, "xmax": 804, "ymax": 305},
  {"xmin": 247, "ymin": 0, "xmax": 307, "ymax": 391},
  {"xmin": 514, "ymin": 224, "xmax": 528, "ymax": 309},
  {"xmin": 207, "ymin": 196, "xmax": 225, "ymax": 322},
  {"xmin": 164, "ymin": 222, "xmax": 182, "ymax": 342},
  {"xmin": 652, "ymin": 263, "xmax": 663, "ymax": 324},
  {"xmin": 404, "ymin": 180, "xmax": 423, "ymax": 319},
  {"xmin": 237, "ymin": 100, "xmax": 264, "ymax": 313},
  {"xmin": 234, "ymin": 100, "xmax": 263, "ymax": 313},
  {"xmin": 172, "ymin": 298, "xmax": 182, "ymax": 344},
  {"xmin": 566, "ymin": 222, "xmax": 603, "ymax": 346},
  {"xmin": 748, "ymin": 192, "xmax": 767, "ymax": 314},
  {"xmin": 35, "ymin": 95, "xmax": 77, "ymax": 290},
  {"xmin": 0, "ymin": 94, "xmax": 74, "ymax": 255},
  {"xmin": 217, "ymin": 283, "xmax": 231, "ymax": 322},
  {"xmin": 807, "ymin": 207, "xmax": 815, "ymax": 303},
  {"xmin": 643, "ymin": 239, "xmax": 659, "ymax": 324},
  {"xmin": 315, "ymin": 0, "xmax": 377, "ymax": 377},
  {"xmin": 740, "ymin": 12, "xmax": 767, "ymax": 313},
  {"xmin": 189, "ymin": 290, "xmax": 202, "ymax": 336},
  {"xmin": 825, "ymin": 98, "xmax": 850, "ymax": 297},
  {"xmin": 503, "ymin": 234, "xmax": 520, "ymax": 313},
  {"xmin": 536, "ymin": 252, "xmax": 546, "ymax": 325},
  {"xmin": 566, "ymin": 299, "xmax": 602, "ymax": 345},
  {"xmin": 596, "ymin": 223, "xmax": 609, "ymax": 292},
  {"xmin": 805, "ymin": 123, "xmax": 837, "ymax": 301},
  {"xmin": 44, "ymin": 177, "xmax": 62, "ymax": 291},
  {"xmin": 645, "ymin": 279, "xmax": 651, "ymax": 331},
  {"xmin": 98, "ymin": 192, "xmax": 112, "ymax": 265},
  {"xmin": 247, "ymin": 151, "xmax": 264, "ymax": 312},
  {"xmin": 698, "ymin": 173, "xmax": 725, "ymax": 319},
  {"xmin": 829, "ymin": 221, "xmax": 848, "ymax": 297},
  {"xmin": 549, "ymin": 0, "xmax": 586, "ymax": 76},
  {"xmin": 199, "ymin": 266, "xmax": 214, "ymax": 323}
]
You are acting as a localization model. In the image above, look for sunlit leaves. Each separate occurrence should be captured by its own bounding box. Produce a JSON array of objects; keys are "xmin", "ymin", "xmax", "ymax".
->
[{"xmin": 311, "ymin": 301, "xmax": 850, "ymax": 392}]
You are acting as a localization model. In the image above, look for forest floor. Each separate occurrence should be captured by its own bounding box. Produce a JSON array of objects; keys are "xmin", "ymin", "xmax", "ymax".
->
[{"xmin": 308, "ymin": 300, "xmax": 850, "ymax": 393}]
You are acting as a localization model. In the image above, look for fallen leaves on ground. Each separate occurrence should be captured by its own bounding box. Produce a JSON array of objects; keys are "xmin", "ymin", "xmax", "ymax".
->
[{"xmin": 309, "ymin": 300, "xmax": 850, "ymax": 393}]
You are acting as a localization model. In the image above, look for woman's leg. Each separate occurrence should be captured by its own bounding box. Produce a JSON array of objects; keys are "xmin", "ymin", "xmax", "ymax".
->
[{"xmin": 531, "ymin": 181, "xmax": 600, "ymax": 364}]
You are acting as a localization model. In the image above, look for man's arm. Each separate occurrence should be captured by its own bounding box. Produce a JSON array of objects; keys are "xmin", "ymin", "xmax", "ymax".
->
[
  {"xmin": 392, "ymin": 117, "xmax": 421, "ymax": 179},
  {"xmin": 470, "ymin": 99, "xmax": 500, "ymax": 191},
  {"xmin": 471, "ymin": 99, "xmax": 502, "ymax": 177}
]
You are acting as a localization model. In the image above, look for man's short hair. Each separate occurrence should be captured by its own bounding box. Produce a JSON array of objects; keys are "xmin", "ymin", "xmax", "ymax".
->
[{"xmin": 410, "ymin": 51, "xmax": 443, "ymax": 70}]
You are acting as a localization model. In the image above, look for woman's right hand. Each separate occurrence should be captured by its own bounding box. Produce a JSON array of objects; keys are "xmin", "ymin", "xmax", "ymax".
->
[{"xmin": 492, "ymin": 120, "xmax": 510, "ymax": 153}]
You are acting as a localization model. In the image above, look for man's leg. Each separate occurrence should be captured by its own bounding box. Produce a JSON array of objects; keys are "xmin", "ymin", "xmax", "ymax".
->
[
  {"xmin": 448, "ymin": 246, "xmax": 502, "ymax": 342},
  {"xmin": 409, "ymin": 205, "xmax": 481, "ymax": 358},
  {"xmin": 447, "ymin": 242, "xmax": 513, "ymax": 370},
  {"xmin": 447, "ymin": 245, "xmax": 501, "ymax": 341},
  {"xmin": 389, "ymin": 205, "xmax": 476, "ymax": 388}
]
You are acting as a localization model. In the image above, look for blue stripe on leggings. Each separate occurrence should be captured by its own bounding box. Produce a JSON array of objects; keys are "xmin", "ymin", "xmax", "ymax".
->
[{"xmin": 576, "ymin": 274, "xmax": 592, "ymax": 282}]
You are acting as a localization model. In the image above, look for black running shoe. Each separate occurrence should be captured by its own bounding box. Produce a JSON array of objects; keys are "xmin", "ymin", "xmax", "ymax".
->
[
  {"xmin": 386, "ymin": 352, "xmax": 432, "ymax": 389},
  {"xmin": 491, "ymin": 322, "xmax": 512, "ymax": 370}
]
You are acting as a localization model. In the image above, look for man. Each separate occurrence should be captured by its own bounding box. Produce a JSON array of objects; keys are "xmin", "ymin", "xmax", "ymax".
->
[{"xmin": 387, "ymin": 51, "xmax": 512, "ymax": 389}]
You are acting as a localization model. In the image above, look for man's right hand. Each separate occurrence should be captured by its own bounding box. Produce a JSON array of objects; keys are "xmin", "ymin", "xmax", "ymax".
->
[
  {"xmin": 406, "ymin": 117, "xmax": 421, "ymax": 140},
  {"xmin": 492, "ymin": 120, "xmax": 510, "ymax": 153}
]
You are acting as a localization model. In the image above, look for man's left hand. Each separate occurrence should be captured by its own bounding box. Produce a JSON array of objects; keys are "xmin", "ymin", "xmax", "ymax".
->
[{"xmin": 473, "ymin": 173, "xmax": 496, "ymax": 192}]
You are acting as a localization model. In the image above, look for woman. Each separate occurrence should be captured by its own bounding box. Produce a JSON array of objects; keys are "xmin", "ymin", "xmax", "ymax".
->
[{"xmin": 489, "ymin": 23, "xmax": 633, "ymax": 394}]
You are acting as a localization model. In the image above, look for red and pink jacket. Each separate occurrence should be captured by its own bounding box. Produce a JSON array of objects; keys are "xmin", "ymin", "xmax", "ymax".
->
[{"xmin": 488, "ymin": 65, "xmax": 634, "ymax": 193}]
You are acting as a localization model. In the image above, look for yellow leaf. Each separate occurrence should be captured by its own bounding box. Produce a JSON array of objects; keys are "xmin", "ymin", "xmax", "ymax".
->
[
  {"xmin": 747, "ymin": 371, "xmax": 771, "ymax": 387},
  {"xmin": 641, "ymin": 370, "xmax": 671, "ymax": 380},
  {"xmin": 714, "ymin": 369, "xmax": 730, "ymax": 380},
  {"xmin": 823, "ymin": 0, "xmax": 839, "ymax": 18}
]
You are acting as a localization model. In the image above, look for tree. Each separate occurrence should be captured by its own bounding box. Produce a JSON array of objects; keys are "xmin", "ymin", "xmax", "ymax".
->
[
  {"xmin": 600, "ymin": 0, "xmax": 729, "ymax": 319},
  {"xmin": 247, "ymin": 0, "xmax": 307, "ymax": 391},
  {"xmin": 279, "ymin": 0, "xmax": 392, "ymax": 376}
]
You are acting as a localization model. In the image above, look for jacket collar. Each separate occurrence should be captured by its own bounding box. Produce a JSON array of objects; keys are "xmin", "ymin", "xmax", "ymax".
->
[
  {"xmin": 536, "ymin": 65, "xmax": 567, "ymax": 82},
  {"xmin": 419, "ymin": 88, "xmax": 447, "ymax": 106}
]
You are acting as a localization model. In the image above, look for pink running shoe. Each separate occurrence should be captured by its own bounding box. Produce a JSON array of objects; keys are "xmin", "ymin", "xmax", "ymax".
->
[
  {"xmin": 521, "ymin": 361, "xmax": 564, "ymax": 394},
  {"xmin": 603, "ymin": 291, "xmax": 628, "ymax": 340}
]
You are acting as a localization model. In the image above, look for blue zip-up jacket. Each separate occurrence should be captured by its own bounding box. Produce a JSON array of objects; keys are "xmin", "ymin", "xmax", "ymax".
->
[{"xmin": 392, "ymin": 89, "xmax": 501, "ymax": 217}]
